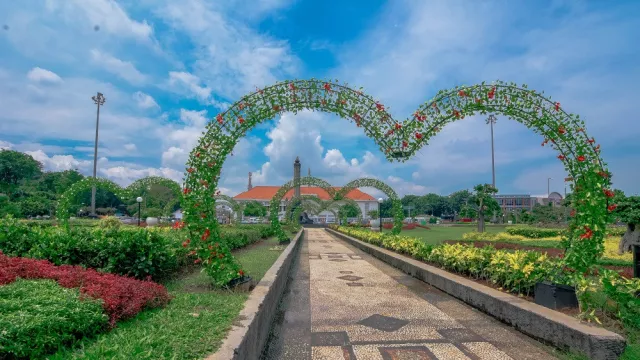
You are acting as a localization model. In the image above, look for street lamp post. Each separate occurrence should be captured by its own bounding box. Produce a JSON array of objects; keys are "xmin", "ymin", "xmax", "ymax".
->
[
  {"xmin": 486, "ymin": 115, "xmax": 497, "ymax": 188},
  {"xmin": 547, "ymin": 177, "xmax": 553, "ymax": 199},
  {"xmin": 136, "ymin": 197, "xmax": 143, "ymax": 226},
  {"xmin": 90, "ymin": 92, "xmax": 106, "ymax": 216},
  {"xmin": 378, "ymin": 198, "xmax": 384, "ymax": 232}
]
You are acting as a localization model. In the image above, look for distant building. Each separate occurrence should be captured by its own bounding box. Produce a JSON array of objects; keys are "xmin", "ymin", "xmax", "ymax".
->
[
  {"xmin": 232, "ymin": 157, "xmax": 378, "ymax": 223},
  {"xmin": 493, "ymin": 192, "xmax": 564, "ymax": 213}
]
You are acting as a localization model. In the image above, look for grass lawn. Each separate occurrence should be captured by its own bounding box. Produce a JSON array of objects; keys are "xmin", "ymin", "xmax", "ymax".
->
[
  {"xmin": 50, "ymin": 237, "xmax": 286, "ymax": 360},
  {"xmin": 385, "ymin": 225, "xmax": 505, "ymax": 245}
]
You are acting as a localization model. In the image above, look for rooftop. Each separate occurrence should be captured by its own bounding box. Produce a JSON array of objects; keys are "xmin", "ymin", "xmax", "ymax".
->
[{"xmin": 233, "ymin": 186, "xmax": 376, "ymax": 201}]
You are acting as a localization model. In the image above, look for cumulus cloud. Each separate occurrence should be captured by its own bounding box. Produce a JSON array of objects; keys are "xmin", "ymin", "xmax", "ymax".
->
[{"xmin": 26, "ymin": 67, "xmax": 62, "ymax": 83}]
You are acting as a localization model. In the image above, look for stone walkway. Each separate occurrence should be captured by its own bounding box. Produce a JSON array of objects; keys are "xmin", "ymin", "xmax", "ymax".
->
[{"xmin": 262, "ymin": 229, "xmax": 558, "ymax": 360}]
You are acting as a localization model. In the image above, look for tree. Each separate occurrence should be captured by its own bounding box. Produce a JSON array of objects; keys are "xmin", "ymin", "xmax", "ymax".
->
[
  {"xmin": 243, "ymin": 200, "xmax": 267, "ymax": 217},
  {"xmin": 338, "ymin": 203, "xmax": 360, "ymax": 218},
  {"xmin": 612, "ymin": 194, "xmax": 640, "ymax": 254},
  {"xmin": 368, "ymin": 210, "xmax": 379, "ymax": 219},
  {"xmin": 471, "ymin": 184, "xmax": 499, "ymax": 232},
  {"xmin": 0, "ymin": 150, "xmax": 43, "ymax": 192},
  {"xmin": 379, "ymin": 199, "xmax": 393, "ymax": 217}
]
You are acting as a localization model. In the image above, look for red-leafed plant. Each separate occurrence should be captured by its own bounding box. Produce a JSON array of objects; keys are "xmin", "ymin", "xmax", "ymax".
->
[{"xmin": 0, "ymin": 252, "xmax": 171, "ymax": 326}]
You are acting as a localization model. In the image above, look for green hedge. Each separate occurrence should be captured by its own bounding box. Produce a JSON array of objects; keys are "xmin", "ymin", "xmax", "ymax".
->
[
  {"xmin": 506, "ymin": 225, "xmax": 627, "ymax": 238},
  {"xmin": 0, "ymin": 217, "xmax": 272, "ymax": 280},
  {"xmin": 0, "ymin": 279, "xmax": 108, "ymax": 359}
]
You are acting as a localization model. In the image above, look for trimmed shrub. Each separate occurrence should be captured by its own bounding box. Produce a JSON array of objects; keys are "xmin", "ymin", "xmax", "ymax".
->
[
  {"xmin": 0, "ymin": 253, "xmax": 170, "ymax": 325},
  {"xmin": 0, "ymin": 279, "xmax": 108, "ymax": 359}
]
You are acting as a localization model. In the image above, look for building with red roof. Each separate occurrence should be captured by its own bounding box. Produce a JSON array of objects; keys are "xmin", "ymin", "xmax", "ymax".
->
[{"xmin": 231, "ymin": 157, "xmax": 379, "ymax": 223}]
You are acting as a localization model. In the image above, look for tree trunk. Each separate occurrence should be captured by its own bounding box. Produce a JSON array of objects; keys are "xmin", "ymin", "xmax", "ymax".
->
[
  {"xmin": 618, "ymin": 223, "xmax": 640, "ymax": 254},
  {"xmin": 478, "ymin": 211, "xmax": 485, "ymax": 233}
]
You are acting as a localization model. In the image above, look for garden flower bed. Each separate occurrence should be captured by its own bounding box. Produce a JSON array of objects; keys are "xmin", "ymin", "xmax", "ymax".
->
[
  {"xmin": 462, "ymin": 228, "xmax": 633, "ymax": 266},
  {"xmin": 0, "ymin": 254, "xmax": 171, "ymax": 359}
]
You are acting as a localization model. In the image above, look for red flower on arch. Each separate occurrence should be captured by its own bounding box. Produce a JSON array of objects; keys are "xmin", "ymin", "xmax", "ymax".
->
[
  {"xmin": 555, "ymin": 102, "xmax": 561, "ymax": 111},
  {"xmin": 415, "ymin": 132, "xmax": 423, "ymax": 140},
  {"xmin": 557, "ymin": 155, "xmax": 565, "ymax": 160},
  {"xmin": 201, "ymin": 229, "xmax": 211, "ymax": 241},
  {"xmin": 608, "ymin": 204, "xmax": 618, "ymax": 212},
  {"xmin": 216, "ymin": 114, "xmax": 224, "ymax": 124},
  {"xmin": 323, "ymin": 83, "xmax": 331, "ymax": 91},
  {"xmin": 577, "ymin": 155, "xmax": 585, "ymax": 162},
  {"xmin": 458, "ymin": 90, "xmax": 466, "ymax": 97},
  {"xmin": 376, "ymin": 103, "xmax": 385, "ymax": 111}
]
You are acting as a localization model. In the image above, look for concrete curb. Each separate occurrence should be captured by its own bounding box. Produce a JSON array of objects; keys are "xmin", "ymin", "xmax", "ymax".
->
[
  {"xmin": 326, "ymin": 228, "xmax": 626, "ymax": 360},
  {"xmin": 206, "ymin": 229, "xmax": 304, "ymax": 360}
]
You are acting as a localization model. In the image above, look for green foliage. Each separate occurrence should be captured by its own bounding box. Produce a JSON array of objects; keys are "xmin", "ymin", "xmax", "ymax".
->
[
  {"xmin": 142, "ymin": 207, "xmax": 163, "ymax": 218},
  {"xmin": 339, "ymin": 203, "xmax": 361, "ymax": 218},
  {"xmin": 0, "ymin": 149, "xmax": 43, "ymax": 188},
  {"xmin": 0, "ymin": 216, "xmax": 187, "ymax": 280},
  {"xmin": 269, "ymin": 176, "xmax": 335, "ymax": 242},
  {"xmin": 0, "ymin": 279, "xmax": 108, "ymax": 359},
  {"xmin": 243, "ymin": 200, "xmax": 267, "ymax": 217},
  {"xmin": 506, "ymin": 226, "xmax": 565, "ymax": 238},
  {"xmin": 98, "ymin": 216, "xmax": 121, "ymax": 230},
  {"xmin": 613, "ymin": 195, "xmax": 640, "ymax": 225},
  {"xmin": 57, "ymin": 176, "xmax": 184, "ymax": 223},
  {"xmin": 334, "ymin": 178, "xmax": 403, "ymax": 234},
  {"xmin": 0, "ymin": 217, "xmax": 274, "ymax": 282},
  {"xmin": 368, "ymin": 210, "xmax": 379, "ymax": 218}
]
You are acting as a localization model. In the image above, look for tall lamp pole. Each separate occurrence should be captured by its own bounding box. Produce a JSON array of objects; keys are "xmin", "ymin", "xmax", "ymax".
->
[
  {"xmin": 547, "ymin": 177, "xmax": 553, "ymax": 199},
  {"xmin": 91, "ymin": 92, "xmax": 106, "ymax": 216},
  {"xmin": 136, "ymin": 197, "xmax": 143, "ymax": 226},
  {"xmin": 378, "ymin": 198, "xmax": 384, "ymax": 232},
  {"xmin": 486, "ymin": 115, "xmax": 497, "ymax": 188}
]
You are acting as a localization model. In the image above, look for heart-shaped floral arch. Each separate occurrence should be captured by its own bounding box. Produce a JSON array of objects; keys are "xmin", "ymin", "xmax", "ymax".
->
[
  {"xmin": 57, "ymin": 176, "xmax": 183, "ymax": 223},
  {"xmin": 182, "ymin": 78, "xmax": 611, "ymax": 286}
]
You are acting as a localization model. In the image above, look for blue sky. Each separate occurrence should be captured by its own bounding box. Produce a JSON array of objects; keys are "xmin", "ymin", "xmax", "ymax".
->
[{"xmin": 0, "ymin": 0, "xmax": 639, "ymax": 198}]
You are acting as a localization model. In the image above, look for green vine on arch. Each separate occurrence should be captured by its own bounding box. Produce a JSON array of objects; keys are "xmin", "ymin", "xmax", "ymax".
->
[
  {"xmin": 183, "ymin": 78, "xmax": 610, "ymax": 285},
  {"xmin": 214, "ymin": 194, "xmax": 243, "ymax": 224},
  {"xmin": 127, "ymin": 176, "xmax": 184, "ymax": 216},
  {"xmin": 57, "ymin": 176, "xmax": 184, "ymax": 224},
  {"xmin": 334, "ymin": 178, "xmax": 403, "ymax": 234},
  {"xmin": 269, "ymin": 176, "xmax": 336, "ymax": 242},
  {"xmin": 401, "ymin": 81, "xmax": 610, "ymax": 271},
  {"xmin": 56, "ymin": 178, "xmax": 131, "ymax": 224},
  {"xmin": 285, "ymin": 195, "xmax": 322, "ymax": 221}
]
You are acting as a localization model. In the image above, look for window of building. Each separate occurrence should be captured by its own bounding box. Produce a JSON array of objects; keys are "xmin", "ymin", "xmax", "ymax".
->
[{"xmin": 364, "ymin": 202, "xmax": 369, "ymax": 214}]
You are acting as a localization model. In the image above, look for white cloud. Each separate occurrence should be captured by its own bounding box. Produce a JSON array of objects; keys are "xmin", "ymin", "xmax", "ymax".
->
[
  {"xmin": 155, "ymin": 0, "xmax": 298, "ymax": 100},
  {"xmin": 124, "ymin": 143, "xmax": 137, "ymax": 151},
  {"xmin": 91, "ymin": 49, "xmax": 146, "ymax": 84},
  {"xmin": 132, "ymin": 91, "xmax": 159, "ymax": 109},
  {"xmin": 48, "ymin": 0, "xmax": 154, "ymax": 42},
  {"xmin": 167, "ymin": 71, "xmax": 211, "ymax": 101},
  {"xmin": 25, "ymin": 150, "xmax": 93, "ymax": 172},
  {"xmin": 179, "ymin": 109, "xmax": 207, "ymax": 128},
  {"xmin": 0, "ymin": 140, "xmax": 13, "ymax": 150},
  {"xmin": 26, "ymin": 67, "xmax": 62, "ymax": 83}
]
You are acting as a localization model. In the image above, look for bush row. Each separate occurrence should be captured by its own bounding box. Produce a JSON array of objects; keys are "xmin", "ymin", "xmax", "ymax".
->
[
  {"xmin": 0, "ymin": 252, "xmax": 171, "ymax": 325},
  {"xmin": 0, "ymin": 279, "xmax": 108, "ymax": 359},
  {"xmin": 330, "ymin": 225, "xmax": 640, "ymax": 328},
  {"xmin": 332, "ymin": 225, "xmax": 563, "ymax": 295},
  {"xmin": 462, "ymin": 231, "xmax": 563, "ymax": 248},
  {"xmin": 0, "ymin": 217, "xmax": 275, "ymax": 280},
  {"xmin": 464, "ymin": 230, "xmax": 633, "ymax": 265},
  {"xmin": 506, "ymin": 225, "xmax": 627, "ymax": 238}
]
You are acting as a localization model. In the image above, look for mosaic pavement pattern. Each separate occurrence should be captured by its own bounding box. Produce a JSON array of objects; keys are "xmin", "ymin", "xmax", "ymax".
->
[{"xmin": 263, "ymin": 229, "xmax": 558, "ymax": 360}]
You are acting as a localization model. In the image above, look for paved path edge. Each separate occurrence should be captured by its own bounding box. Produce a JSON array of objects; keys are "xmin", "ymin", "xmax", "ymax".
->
[
  {"xmin": 206, "ymin": 229, "xmax": 305, "ymax": 360},
  {"xmin": 326, "ymin": 228, "xmax": 626, "ymax": 360}
]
